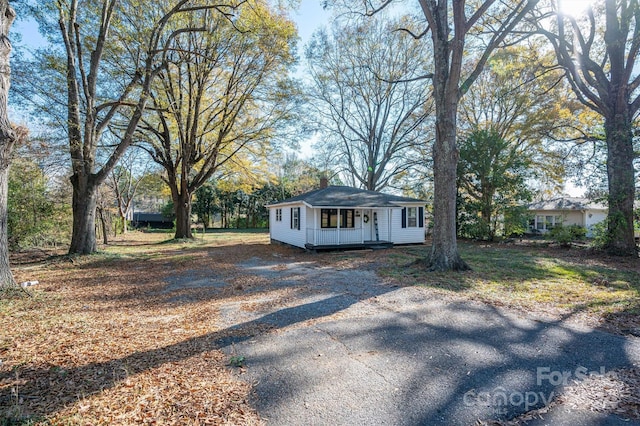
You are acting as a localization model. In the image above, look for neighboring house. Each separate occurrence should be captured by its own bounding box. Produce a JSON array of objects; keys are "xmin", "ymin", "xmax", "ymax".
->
[
  {"xmin": 527, "ymin": 197, "xmax": 608, "ymax": 236},
  {"xmin": 132, "ymin": 212, "xmax": 174, "ymax": 229},
  {"xmin": 267, "ymin": 184, "xmax": 426, "ymax": 250}
]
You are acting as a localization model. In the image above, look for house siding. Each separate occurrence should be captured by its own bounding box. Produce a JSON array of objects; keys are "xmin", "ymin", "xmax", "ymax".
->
[
  {"xmin": 269, "ymin": 203, "xmax": 306, "ymax": 248},
  {"xmin": 585, "ymin": 211, "xmax": 607, "ymax": 229},
  {"xmin": 390, "ymin": 206, "xmax": 425, "ymax": 244}
]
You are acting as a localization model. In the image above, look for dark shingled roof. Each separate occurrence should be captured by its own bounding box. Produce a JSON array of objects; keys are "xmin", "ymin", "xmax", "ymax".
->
[
  {"xmin": 269, "ymin": 186, "xmax": 424, "ymax": 208},
  {"xmin": 528, "ymin": 197, "xmax": 607, "ymax": 211}
]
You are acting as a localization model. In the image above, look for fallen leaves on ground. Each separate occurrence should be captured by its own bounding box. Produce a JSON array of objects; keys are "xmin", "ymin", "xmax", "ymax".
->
[{"xmin": 1, "ymin": 233, "xmax": 281, "ymax": 425}]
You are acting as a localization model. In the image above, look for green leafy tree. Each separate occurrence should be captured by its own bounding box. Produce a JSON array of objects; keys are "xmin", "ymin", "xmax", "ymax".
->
[
  {"xmin": 457, "ymin": 129, "xmax": 533, "ymax": 240},
  {"xmin": 459, "ymin": 45, "xmax": 571, "ymax": 192},
  {"xmin": 8, "ymin": 155, "xmax": 73, "ymax": 249},
  {"xmin": 277, "ymin": 153, "xmax": 324, "ymax": 197},
  {"xmin": 8, "ymin": 159, "xmax": 51, "ymax": 248},
  {"xmin": 193, "ymin": 184, "xmax": 217, "ymax": 229}
]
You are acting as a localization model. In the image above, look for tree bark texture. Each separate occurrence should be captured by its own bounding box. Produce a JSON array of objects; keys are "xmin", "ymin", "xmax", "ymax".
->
[
  {"xmin": 174, "ymin": 191, "xmax": 193, "ymax": 239},
  {"xmin": 429, "ymin": 103, "xmax": 470, "ymax": 271},
  {"xmin": 0, "ymin": 0, "xmax": 16, "ymax": 289},
  {"xmin": 69, "ymin": 175, "xmax": 98, "ymax": 253},
  {"xmin": 604, "ymin": 113, "xmax": 637, "ymax": 255}
]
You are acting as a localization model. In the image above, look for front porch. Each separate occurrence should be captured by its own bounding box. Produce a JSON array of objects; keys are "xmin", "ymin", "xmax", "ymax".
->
[{"xmin": 304, "ymin": 227, "xmax": 392, "ymax": 251}]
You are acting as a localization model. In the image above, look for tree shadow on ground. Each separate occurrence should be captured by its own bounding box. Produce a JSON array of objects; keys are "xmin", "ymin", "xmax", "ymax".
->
[
  {"xmin": 234, "ymin": 295, "xmax": 640, "ymax": 425},
  {"xmin": 0, "ymin": 248, "xmax": 395, "ymax": 421}
]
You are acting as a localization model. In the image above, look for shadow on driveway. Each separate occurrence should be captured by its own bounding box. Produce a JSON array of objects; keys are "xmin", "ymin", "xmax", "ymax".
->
[{"xmin": 219, "ymin": 258, "xmax": 640, "ymax": 425}]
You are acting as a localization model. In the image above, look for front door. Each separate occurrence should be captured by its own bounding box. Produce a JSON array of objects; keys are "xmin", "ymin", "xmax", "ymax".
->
[{"xmin": 363, "ymin": 209, "xmax": 372, "ymax": 241}]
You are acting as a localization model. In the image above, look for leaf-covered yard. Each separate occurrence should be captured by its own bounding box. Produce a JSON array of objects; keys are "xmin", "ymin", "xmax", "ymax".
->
[{"xmin": 1, "ymin": 231, "xmax": 639, "ymax": 424}]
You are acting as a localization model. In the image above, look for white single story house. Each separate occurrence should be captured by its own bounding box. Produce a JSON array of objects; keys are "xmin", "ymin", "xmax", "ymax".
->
[
  {"xmin": 267, "ymin": 185, "xmax": 426, "ymax": 250},
  {"xmin": 527, "ymin": 197, "xmax": 608, "ymax": 236}
]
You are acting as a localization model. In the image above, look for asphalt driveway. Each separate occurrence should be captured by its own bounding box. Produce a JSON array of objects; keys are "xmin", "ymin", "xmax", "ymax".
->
[{"xmin": 213, "ymin": 254, "xmax": 640, "ymax": 425}]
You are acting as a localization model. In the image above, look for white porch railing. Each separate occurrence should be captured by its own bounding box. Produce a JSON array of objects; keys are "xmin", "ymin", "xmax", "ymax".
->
[{"xmin": 306, "ymin": 227, "xmax": 363, "ymax": 246}]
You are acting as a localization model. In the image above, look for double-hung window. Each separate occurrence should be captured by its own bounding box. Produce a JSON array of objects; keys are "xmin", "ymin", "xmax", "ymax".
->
[
  {"xmin": 407, "ymin": 207, "xmax": 417, "ymax": 227},
  {"xmin": 291, "ymin": 207, "xmax": 300, "ymax": 230}
]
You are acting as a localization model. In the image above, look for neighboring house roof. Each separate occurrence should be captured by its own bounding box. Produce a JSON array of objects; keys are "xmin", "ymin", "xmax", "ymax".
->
[
  {"xmin": 267, "ymin": 186, "xmax": 425, "ymax": 208},
  {"xmin": 528, "ymin": 197, "xmax": 607, "ymax": 211}
]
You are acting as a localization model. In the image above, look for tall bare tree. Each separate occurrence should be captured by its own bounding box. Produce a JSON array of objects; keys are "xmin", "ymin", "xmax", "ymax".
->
[
  {"xmin": 138, "ymin": 1, "xmax": 297, "ymax": 238},
  {"xmin": 306, "ymin": 15, "xmax": 433, "ymax": 191},
  {"xmin": 0, "ymin": 0, "xmax": 16, "ymax": 290},
  {"xmin": 536, "ymin": 0, "xmax": 639, "ymax": 255}
]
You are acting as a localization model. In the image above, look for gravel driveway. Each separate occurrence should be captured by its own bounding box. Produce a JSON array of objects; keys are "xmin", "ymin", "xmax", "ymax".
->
[{"xmin": 211, "ymin": 254, "xmax": 640, "ymax": 425}]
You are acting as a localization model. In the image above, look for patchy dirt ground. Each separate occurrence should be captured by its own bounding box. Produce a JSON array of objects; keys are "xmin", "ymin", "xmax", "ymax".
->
[{"xmin": 1, "ymin": 232, "xmax": 639, "ymax": 425}]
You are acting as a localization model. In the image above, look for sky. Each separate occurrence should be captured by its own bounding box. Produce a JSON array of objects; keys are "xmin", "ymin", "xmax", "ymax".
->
[{"xmin": 294, "ymin": 0, "xmax": 331, "ymax": 50}]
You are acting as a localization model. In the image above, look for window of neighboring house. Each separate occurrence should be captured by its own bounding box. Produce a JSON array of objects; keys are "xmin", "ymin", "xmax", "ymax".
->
[
  {"xmin": 291, "ymin": 207, "xmax": 300, "ymax": 230},
  {"xmin": 545, "ymin": 215, "xmax": 554, "ymax": 230},
  {"xmin": 407, "ymin": 207, "xmax": 417, "ymax": 227},
  {"xmin": 321, "ymin": 209, "xmax": 355, "ymax": 228},
  {"xmin": 275, "ymin": 208, "xmax": 282, "ymax": 222},
  {"xmin": 554, "ymin": 215, "xmax": 563, "ymax": 227},
  {"xmin": 535, "ymin": 214, "xmax": 563, "ymax": 231}
]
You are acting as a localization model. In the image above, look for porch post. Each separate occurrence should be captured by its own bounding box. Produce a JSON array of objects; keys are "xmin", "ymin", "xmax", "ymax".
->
[
  {"xmin": 337, "ymin": 208, "xmax": 341, "ymax": 245},
  {"xmin": 314, "ymin": 208, "xmax": 318, "ymax": 245}
]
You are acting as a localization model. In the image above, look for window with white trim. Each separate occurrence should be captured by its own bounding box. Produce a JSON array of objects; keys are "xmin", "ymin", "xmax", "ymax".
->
[
  {"xmin": 534, "ymin": 214, "xmax": 563, "ymax": 231},
  {"xmin": 407, "ymin": 207, "xmax": 417, "ymax": 227},
  {"xmin": 275, "ymin": 208, "xmax": 282, "ymax": 221},
  {"xmin": 291, "ymin": 207, "xmax": 300, "ymax": 230}
]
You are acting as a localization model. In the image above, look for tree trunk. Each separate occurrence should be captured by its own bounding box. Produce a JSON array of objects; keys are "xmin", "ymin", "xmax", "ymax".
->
[
  {"xmin": 0, "ymin": 164, "xmax": 14, "ymax": 288},
  {"xmin": 120, "ymin": 211, "xmax": 128, "ymax": 234},
  {"xmin": 97, "ymin": 207, "xmax": 109, "ymax": 245},
  {"xmin": 428, "ymin": 26, "xmax": 470, "ymax": 271},
  {"xmin": 429, "ymin": 106, "xmax": 470, "ymax": 271},
  {"xmin": 481, "ymin": 189, "xmax": 494, "ymax": 241},
  {"xmin": 604, "ymin": 113, "xmax": 636, "ymax": 255},
  {"xmin": 0, "ymin": 1, "xmax": 16, "ymax": 289},
  {"xmin": 69, "ymin": 176, "xmax": 98, "ymax": 254},
  {"xmin": 174, "ymin": 192, "xmax": 193, "ymax": 239}
]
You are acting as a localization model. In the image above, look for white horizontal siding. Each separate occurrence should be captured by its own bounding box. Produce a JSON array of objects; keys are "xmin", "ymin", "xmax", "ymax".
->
[
  {"xmin": 373, "ymin": 209, "xmax": 390, "ymax": 241},
  {"xmin": 269, "ymin": 204, "xmax": 306, "ymax": 248},
  {"xmin": 389, "ymin": 207, "xmax": 425, "ymax": 244}
]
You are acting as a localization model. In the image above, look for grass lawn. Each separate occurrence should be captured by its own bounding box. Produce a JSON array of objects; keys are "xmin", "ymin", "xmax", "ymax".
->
[
  {"xmin": 1, "ymin": 231, "xmax": 638, "ymax": 424},
  {"xmin": 379, "ymin": 241, "xmax": 640, "ymax": 333}
]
